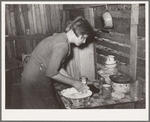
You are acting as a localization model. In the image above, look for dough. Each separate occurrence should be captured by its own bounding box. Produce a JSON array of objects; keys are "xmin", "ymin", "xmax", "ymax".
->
[{"xmin": 61, "ymin": 87, "xmax": 92, "ymax": 99}]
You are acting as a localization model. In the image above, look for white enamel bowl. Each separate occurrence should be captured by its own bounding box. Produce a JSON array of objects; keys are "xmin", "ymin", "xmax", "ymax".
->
[
  {"xmin": 106, "ymin": 60, "xmax": 116, "ymax": 65},
  {"xmin": 111, "ymin": 81, "xmax": 130, "ymax": 94},
  {"xmin": 105, "ymin": 63, "xmax": 117, "ymax": 69},
  {"xmin": 61, "ymin": 88, "xmax": 92, "ymax": 107}
]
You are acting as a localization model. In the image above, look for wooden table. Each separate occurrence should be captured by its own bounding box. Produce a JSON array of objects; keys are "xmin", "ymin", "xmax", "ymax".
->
[{"xmin": 54, "ymin": 81, "xmax": 145, "ymax": 109}]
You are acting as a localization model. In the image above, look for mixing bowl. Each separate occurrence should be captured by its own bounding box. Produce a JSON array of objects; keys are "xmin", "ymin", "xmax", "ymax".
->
[{"xmin": 61, "ymin": 87, "xmax": 92, "ymax": 107}]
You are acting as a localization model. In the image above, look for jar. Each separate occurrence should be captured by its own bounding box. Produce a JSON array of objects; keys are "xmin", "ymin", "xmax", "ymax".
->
[
  {"xmin": 80, "ymin": 76, "xmax": 88, "ymax": 84},
  {"xmin": 109, "ymin": 73, "xmax": 132, "ymax": 94}
]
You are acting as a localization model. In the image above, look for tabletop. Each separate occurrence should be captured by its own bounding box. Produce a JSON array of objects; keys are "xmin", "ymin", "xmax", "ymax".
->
[{"xmin": 54, "ymin": 80, "xmax": 144, "ymax": 109}]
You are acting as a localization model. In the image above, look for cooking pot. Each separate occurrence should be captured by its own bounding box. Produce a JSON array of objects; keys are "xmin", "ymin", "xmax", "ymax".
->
[
  {"xmin": 109, "ymin": 74, "xmax": 132, "ymax": 93},
  {"xmin": 102, "ymin": 11, "xmax": 113, "ymax": 29}
]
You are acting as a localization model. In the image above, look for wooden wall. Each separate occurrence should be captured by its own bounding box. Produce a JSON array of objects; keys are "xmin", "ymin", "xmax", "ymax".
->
[
  {"xmin": 5, "ymin": 4, "xmax": 65, "ymax": 36},
  {"xmin": 94, "ymin": 4, "xmax": 145, "ymax": 92},
  {"xmin": 5, "ymin": 4, "xmax": 68, "ymax": 63},
  {"xmin": 5, "ymin": 4, "xmax": 68, "ymax": 84},
  {"xmin": 94, "ymin": 4, "xmax": 145, "ymax": 37},
  {"xmin": 5, "ymin": 34, "xmax": 51, "ymax": 83}
]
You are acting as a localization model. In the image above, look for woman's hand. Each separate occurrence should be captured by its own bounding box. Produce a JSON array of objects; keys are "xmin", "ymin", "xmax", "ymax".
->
[{"xmin": 73, "ymin": 81, "xmax": 89, "ymax": 94}]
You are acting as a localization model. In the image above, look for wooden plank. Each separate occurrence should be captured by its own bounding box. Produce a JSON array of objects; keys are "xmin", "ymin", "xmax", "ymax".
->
[
  {"xmin": 73, "ymin": 46, "xmax": 81, "ymax": 79},
  {"xmin": 96, "ymin": 53, "xmax": 106, "ymax": 65},
  {"xmin": 27, "ymin": 4, "xmax": 34, "ymax": 35},
  {"xmin": 62, "ymin": 10, "xmax": 67, "ymax": 32},
  {"xmin": 95, "ymin": 32, "xmax": 145, "ymax": 59},
  {"xmin": 84, "ymin": 7, "xmax": 97, "ymax": 79},
  {"xmin": 54, "ymin": 4, "xmax": 58, "ymax": 32},
  {"xmin": 66, "ymin": 10, "xmax": 69, "ymax": 21},
  {"xmin": 59, "ymin": 5, "xmax": 63, "ymax": 32},
  {"xmin": 22, "ymin": 5, "xmax": 30, "ymax": 34},
  {"xmin": 5, "ymin": 34, "xmax": 50, "ymax": 41},
  {"xmin": 14, "ymin": 39, "xmax": 22, "ymax": 57},
  {"xmin": 25, "ymin": 39, "xmax": 33, "ymax": 54},
  {"xmin": 65, "ymin": 46, "xmax": 81, "ymax": 80},
  {"xmin": 96, "ymin": 31, "xmax": 145, "ymax": 49},
  {"xmin": 19, "ymin": 5, "xmax": 25, "ymax": 35},
  {"xmin": 5, "ymin": 34, "xmax": 52, "ymax": 59},
  {"xmin": 49, "ymin": 5, "xmax": 54, "ymax": 32},
  {"xmin": 56, "ymin": 4, "xmax": 61, "ymax": 32},
  {"xmin": 129, "ymin": 4, "xmax": 139, "ymax": 80},
  {"xmin": 43, "ymin": 4, "xmax": 49, "ymax": 34},
  {"xmin": 59, "ymin": 10, "xmax": 63, "ymax": 32},
  {"xmin": 78, "ymin": 7, "xmax": 95, "ymax": 80},
  {"xmin": 39, "ymin": 4, "xmax": 46, "ymax": 34},
  {"xmin": 33, "ymin": 39, "xmax": 37, "ymax": 49},
  {"xmin": 13, "ymin": 40, "xmax": 17, "ymax": 57},
  {"xmin": 84, "ymin": 7, "xmax": 95, "ymax": 27},
  {"xmin": 54, "ymin": 5, "xmax": 59, "ymax": 32},
  {"xmin": 9, "ymin": 40, "xmax": 16, "ymax": 57},
  {"xmin": 50, "ymin": 5, "xmax": 57, "ymax": 32},
  {"xmin": 46, "ymin": 5, "xmax": 53, "ymax": 33},
  {"xmin": 51, "ymin": 4, "xmax": 60, "ymax": 33},
  {"xmin": 95, "ymin": 37, "xmax": 145, "ymax": 59},
  {"xmin": 96, "ymin": 38, "xmax": 130, "ymax": 54},
  {"xmin": 6, "ymin": 5, "xmax": 12, "ymax": 35},
  {"xmin": 9, "ymin": 5, "xmax": 16, "ymax": 36},
  {"xmin": 35, "ymin": 4, "xmax": 42, "ymax": 34},
  {"xmin": 6, "ymin": 41, "xmax": 12, "ymax": 58},
  {"xmin": 32, "ymin": 4, "xmax": 37, "ymax": 34},
  {"xmin": 20, "ymin": 39, "xmax": 27, "ymax": 54},
  {"xmin": 13, "ymin": 5, "xmax": 24, "ymax": 35},
  {"xmin": 63, "ymin": 4, "xmax": 105, "ymax": 10}
]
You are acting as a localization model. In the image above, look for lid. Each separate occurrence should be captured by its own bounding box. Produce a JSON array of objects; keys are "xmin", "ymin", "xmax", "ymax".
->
[{"xmin": 109, "ymin": 74, "xmax": 132, "ymax": 84}]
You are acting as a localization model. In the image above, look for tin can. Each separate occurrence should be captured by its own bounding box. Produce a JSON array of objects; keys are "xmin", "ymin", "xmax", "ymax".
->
[
  {"xmin": 102, "ymin": 84, "xmax": 112, "ymax": 98},
  {"xmin": 99, "ymin": 77, "xmax": 105, "ymax": 89}
]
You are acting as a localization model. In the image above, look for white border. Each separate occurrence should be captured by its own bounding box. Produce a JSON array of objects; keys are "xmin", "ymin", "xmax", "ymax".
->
[
  {"xmin": 1, "ymin": 1, "xmax": 149, "ymax": 121},
  {"xmin": 2, "ymin": 1, "xmax": 148, "ymax": 4}
]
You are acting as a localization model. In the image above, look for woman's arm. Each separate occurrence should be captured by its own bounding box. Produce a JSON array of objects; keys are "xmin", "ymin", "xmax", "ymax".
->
[{"xmin": 52, "ymin": 72, "xmax": 88, "ymax": 93}]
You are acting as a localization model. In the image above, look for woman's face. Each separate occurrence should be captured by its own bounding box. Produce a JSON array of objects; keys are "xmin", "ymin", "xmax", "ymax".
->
[{"xmin": 74, "ymin": 35, "xmax": 88, "ymax": 46}]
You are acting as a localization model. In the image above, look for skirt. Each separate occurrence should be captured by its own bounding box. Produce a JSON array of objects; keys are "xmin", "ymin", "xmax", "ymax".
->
[
  {"xmin": 21, "ymin": 61, "xmax": 61, "ymax": 109},
  {"xmin": 21, "ymin": 78, "xmax": 61, "ymax": 109}
]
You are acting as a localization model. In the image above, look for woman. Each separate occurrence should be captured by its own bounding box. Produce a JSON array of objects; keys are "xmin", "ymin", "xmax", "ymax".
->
[{"xmin": 21, "ymin": 16, "xmax": 94, "ymax": 109}]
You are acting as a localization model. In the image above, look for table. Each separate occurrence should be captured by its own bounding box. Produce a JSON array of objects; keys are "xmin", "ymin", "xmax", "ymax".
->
[{"xmin": 54, "ymin": 80, "xmax": 145, "ymax": 109}]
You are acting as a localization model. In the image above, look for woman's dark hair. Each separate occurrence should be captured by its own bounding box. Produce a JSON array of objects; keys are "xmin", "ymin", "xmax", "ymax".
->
[{"xmin": 66, "ymin": 16, "xmax": 94, "ymax": 38}]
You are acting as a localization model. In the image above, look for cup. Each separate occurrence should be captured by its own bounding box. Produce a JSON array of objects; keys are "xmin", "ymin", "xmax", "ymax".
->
[
  {"xmin": 107, "ymin": 55, "xmax": 115, "ymax": 62},
  {"xmin": 102, "ymin": 84, "xmax": 112, "ymax": 98}
]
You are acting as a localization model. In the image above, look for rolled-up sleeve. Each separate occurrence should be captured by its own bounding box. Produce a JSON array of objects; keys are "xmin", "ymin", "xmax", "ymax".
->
[{"xmin": 46, "ymin": 43, "xmax": 68, "ymax": 78}]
